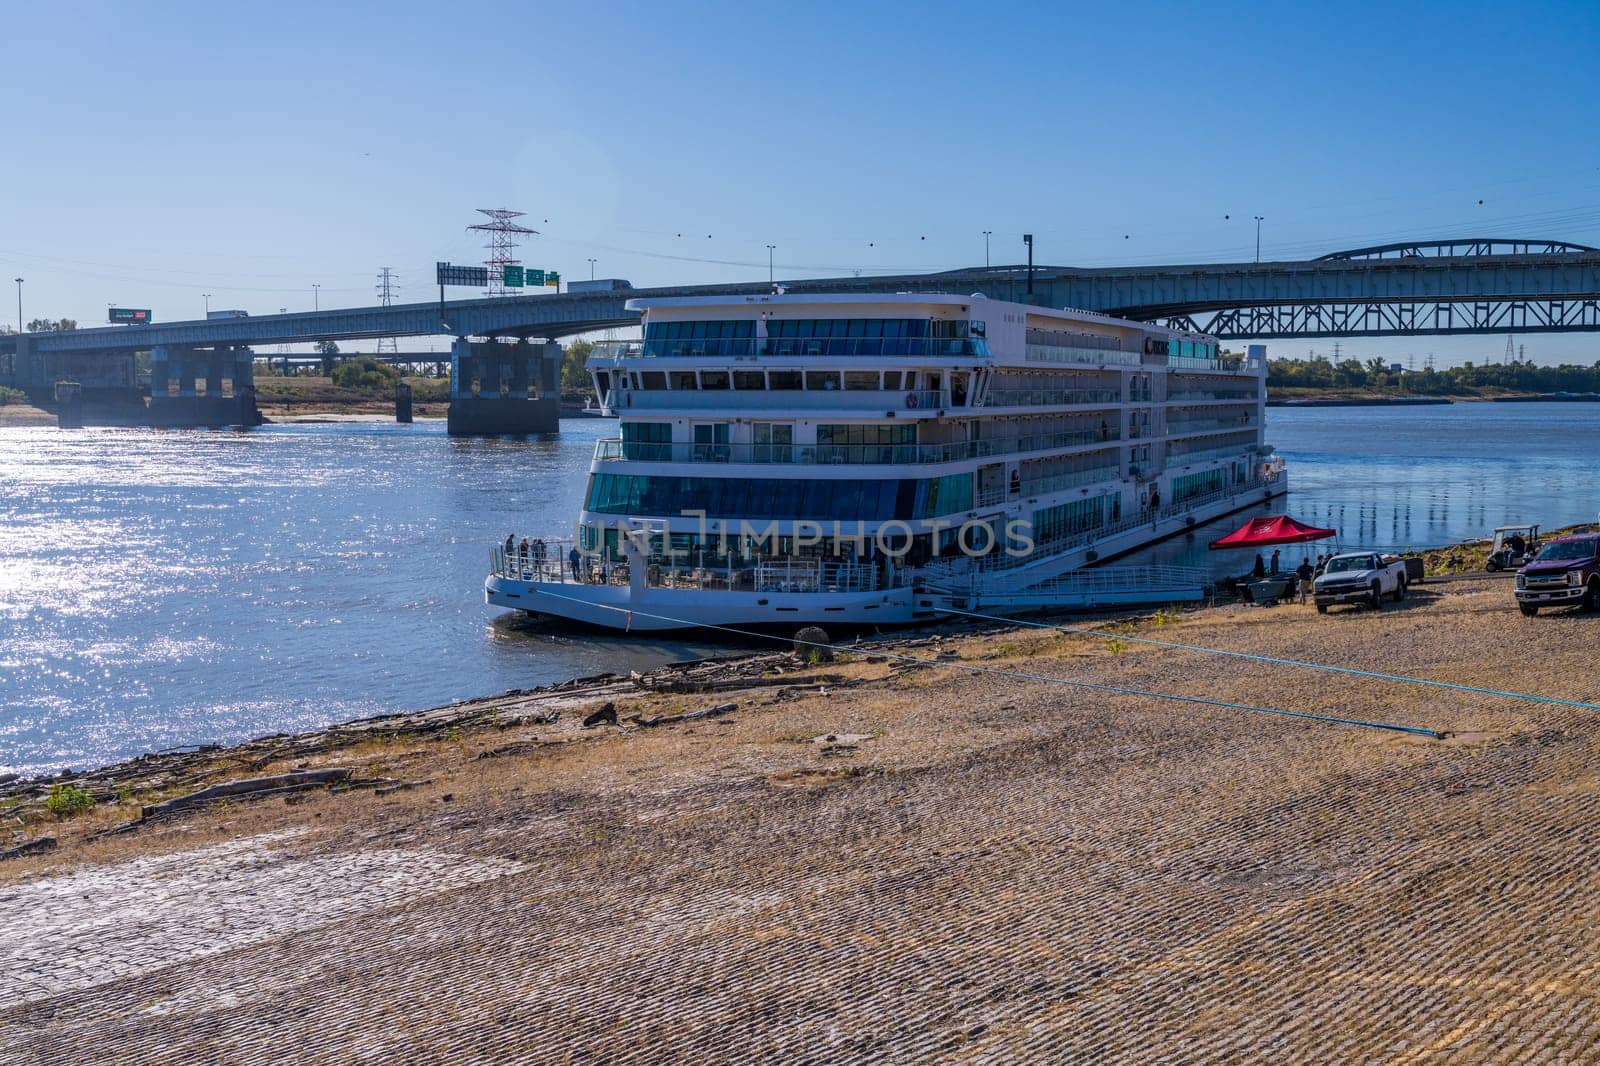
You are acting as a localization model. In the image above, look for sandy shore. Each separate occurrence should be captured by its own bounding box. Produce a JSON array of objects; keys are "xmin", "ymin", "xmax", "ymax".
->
[{"xmin": 6, "ymin": 573, "xmax": 1600, "ymax": 1062}]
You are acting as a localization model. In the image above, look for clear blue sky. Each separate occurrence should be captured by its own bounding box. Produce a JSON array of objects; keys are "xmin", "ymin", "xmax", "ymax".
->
[{"xmin": 2, "ymin": 0, "xmax": 1598, "ymax": 365}]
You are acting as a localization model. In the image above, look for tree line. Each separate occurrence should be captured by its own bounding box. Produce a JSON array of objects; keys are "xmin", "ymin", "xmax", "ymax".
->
[{"xmin": 1266, "ymin": 355, "xmax": 1600, "ymax": 394}]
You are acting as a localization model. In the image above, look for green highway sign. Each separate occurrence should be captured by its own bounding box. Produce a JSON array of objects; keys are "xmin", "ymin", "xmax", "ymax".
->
[
  {"xmin": 526, "ymin": 268, "xmax": 545, "ymax": 286},
  {"xmin": 547, "ymin": 271, "xmax": 560, "ymax": 287},
  {"xmin": 503, "ymin": 265, "xmax": 524, "ymax": 287}
]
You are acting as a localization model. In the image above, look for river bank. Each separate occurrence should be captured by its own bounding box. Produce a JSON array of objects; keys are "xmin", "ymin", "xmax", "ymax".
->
[{"xmin": 8, "ymin": 573, "xmax": 1600, "ymax": 1060}]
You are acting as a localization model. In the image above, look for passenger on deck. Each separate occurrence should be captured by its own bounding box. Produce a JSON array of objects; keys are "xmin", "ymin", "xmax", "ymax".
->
[{"xmin": 568, "ymin": 546, "xmax": 582, "ymax": 581}]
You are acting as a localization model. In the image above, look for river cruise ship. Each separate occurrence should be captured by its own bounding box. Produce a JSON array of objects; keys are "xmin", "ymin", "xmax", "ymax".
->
[{"xmin": 486, "ymin": 292, "xmax": 1285, "ymax": 630}]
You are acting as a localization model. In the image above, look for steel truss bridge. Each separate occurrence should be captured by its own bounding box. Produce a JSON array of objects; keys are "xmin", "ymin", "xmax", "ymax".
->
[{"xmin": 3, "ymin": 237, "xmax": 1598, "ymax": 389}]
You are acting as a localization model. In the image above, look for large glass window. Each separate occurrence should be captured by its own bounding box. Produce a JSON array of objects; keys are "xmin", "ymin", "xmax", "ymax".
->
[
  {"xmin": 1033, "ymin": 495, "xmax": 1109, "ymax": 545},
  {"xmin": 620, "ymin": 421, "xmax": 671, "ymax": 461},
  {"xmin": 584, "ymin": 473, "xmax": 973, "ymax": 521}
]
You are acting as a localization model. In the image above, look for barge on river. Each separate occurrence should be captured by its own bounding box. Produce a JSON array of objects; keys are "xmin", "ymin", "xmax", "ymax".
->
[{"xmin": 487, "ymin": 291, "xmax": 1285, "ymax": 631}]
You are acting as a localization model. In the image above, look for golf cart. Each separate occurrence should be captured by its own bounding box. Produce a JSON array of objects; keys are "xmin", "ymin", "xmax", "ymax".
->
[{"xmin": 1486, "ymin": 524, "xmax": 1540, "ymax": 572}]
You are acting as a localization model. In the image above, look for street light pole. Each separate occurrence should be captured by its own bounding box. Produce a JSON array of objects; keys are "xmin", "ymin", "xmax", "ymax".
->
[
  {"xmin": 312, "ymin": 284, "xmax": 321, "ymax": 311},
  {"xmin": 1254, "ymin": 216, "xmax": 1264, "ymax": 263},
  {"xmin": 13, "ymin": 278, "xmax": 21, "ymax": 333},
  {"xmin": 982, "ymin": 231, "xmax": 992, "ymax": 268},
  {"xmin": 203, "ymin": 293, "xmax": 211, "ymax": 316},
  {"xmin": 587, "ymin": 258, "xmax": 597, "ymax": 280},
  {"xmin": 766, "ymin": 245, "xmax": 776, "ymax": 285}
]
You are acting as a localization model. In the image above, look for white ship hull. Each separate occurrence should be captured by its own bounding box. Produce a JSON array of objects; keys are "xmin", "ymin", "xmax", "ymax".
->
[{"xmin": 487, "ymin": 474, "xmax": 1288, "ymax": 631}]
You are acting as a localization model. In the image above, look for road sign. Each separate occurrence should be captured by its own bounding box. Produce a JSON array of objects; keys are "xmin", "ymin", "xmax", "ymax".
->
[
  {"xmin": 503, "ymin": 265, "xmax": 524, "ymax": 288},
  {"xmin": 108, "ymin": 308, "xmax": 152, "ymax": 324},
  {"xmin": 546, "ymin": 272, "xmax": 560, "ymax": 287},
  {"xmin": 436, "ymin": 261, "xmax": 489, "ymax": 288},
  {"xmin": 525, "ymin": 269, "xmax": 545, "ymax": 286}
]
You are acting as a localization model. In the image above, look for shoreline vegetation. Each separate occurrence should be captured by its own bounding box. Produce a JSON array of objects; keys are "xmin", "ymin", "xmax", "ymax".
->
[
  {"xmin": 1264, "ymin": 351, "xmax": 1600, "ymax": 404},
  {"xmin": 8, "ymin": 570, "xmax": 1600, "ymax": 1056}
]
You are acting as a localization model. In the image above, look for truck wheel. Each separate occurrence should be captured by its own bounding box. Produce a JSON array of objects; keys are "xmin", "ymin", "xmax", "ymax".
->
[
  {"xmin": 1585, "ymin": 581, "xmax": 1599, "ymax": 612},
  {"xmin": 1316, "ymin": 603, "xmax": 1328, "ymax": 614},
  {"xmin": 1370, "ymin": 583, "xmax": 1383, "ymax": 609},
  {"xmin": 1519, "ymin": 604, "xmax": 1539, "ymax": 617},
  {"xmin": 1393, "ymin": 579, "xmax": 1406, "ymax": 602}
]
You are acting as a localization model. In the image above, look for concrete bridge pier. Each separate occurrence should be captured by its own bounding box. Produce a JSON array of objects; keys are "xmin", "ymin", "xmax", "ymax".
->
[
  {"xmin": 446, "ymin": 338, "xmax": 560, "ymax": 436},
  {"xmin": 146, "ymin": 345, "xmax": 260, "ymax": 428}
]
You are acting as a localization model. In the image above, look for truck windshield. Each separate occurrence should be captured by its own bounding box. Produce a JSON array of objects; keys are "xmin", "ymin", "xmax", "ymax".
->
[
  {"xmin": 1325, "ymin": 556, "xmax": 1375, "ymax": 574},
  {"xmin": 1533, "ymin": 541, "xmax": 1598, "ymax": 562}
]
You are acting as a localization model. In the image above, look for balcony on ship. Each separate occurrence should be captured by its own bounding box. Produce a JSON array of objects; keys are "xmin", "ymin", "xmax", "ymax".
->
[
  {"xmin": 593, "ymin": 427, "xmax": 1123, "ymax": 468},
  {"xmin": 587, "ymin": 336, "xmax": 990, "ymax": 361}
]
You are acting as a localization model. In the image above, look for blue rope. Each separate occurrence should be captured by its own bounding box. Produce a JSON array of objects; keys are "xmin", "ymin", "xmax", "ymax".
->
[
  {"xmin": 525, "ymin": 588, "xmax": 1443, "ymax": 739},
  {"xmin": 937, "ymin": 605, "xmax": 1600, "ymax": 712}
]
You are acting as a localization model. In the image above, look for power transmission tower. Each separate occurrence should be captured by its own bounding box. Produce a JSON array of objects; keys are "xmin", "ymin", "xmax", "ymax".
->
[
  {"xmin": 1503, "ymin": 335, "xmax": 1515, "ymax": 365},
  {"xmin": 468, "ymin": 209, "xmax": 539, "ymax": 297},
  {"xmin": 375, "ymin": 268, "xmax": 400, "ymax": 356}
]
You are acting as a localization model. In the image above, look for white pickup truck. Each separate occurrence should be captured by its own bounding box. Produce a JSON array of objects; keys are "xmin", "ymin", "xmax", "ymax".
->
[{"xmin": 1313, "ymin": 551, "xmax": 1408, "ymax": 613}]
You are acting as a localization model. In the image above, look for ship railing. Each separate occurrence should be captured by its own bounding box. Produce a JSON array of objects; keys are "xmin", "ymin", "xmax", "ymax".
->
[
  {"xmin": 1167, "ymin": 355, "xmax": 1246, "ymax": 371},
  {"xmin": 594, "ymin": 430, "xmax": 1122, "ymax": 466},
  {"xmin": 1024, "ymin": 343, "xmax": 1142, "ymax": 367},
  {"xmin": 1167, "ymin": 442, "xmax": 1258, "ymax": 465},
  {"xmin": 600, "ymin": 388, "xmax": 951, "ymax": 413},
  {"xmin": 1166, "ymin": 389, "xmax": 1259, "ymax": 403},
  {"xmin": 980, "ymin": 387, "xmax": 1122, "ymax": 408},
  {"xmin": 588, "ymin": 337, "xmax": 991, "ymax": 361},
  {"xmin": 492, "ymin": 543, "xmax": 897, "ymax": 594},
  {"xmin": 1166, "ymin": 415, "xmax": 1259, "ymax": 435},
  {"xmin": 1017, "ymin": 467, "xmax": 1121, "ymax": 496}
]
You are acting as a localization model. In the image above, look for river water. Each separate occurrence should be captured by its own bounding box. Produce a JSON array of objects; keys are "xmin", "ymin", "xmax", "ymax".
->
[{"xmin": 3, "ymin": 402, "xmax": 1598, "ymax": 776}]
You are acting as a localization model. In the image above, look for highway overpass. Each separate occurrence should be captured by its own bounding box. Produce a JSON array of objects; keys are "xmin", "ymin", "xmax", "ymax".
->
[{"xmin": 4, "ymin": 237, "xmax": 1599, "ymax": 394}]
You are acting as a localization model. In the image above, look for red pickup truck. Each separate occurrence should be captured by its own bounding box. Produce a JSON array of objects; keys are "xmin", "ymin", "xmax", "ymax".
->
[{"xmin": 1515, "ymin": 533, "xmax": 1600, "ymax": 616}]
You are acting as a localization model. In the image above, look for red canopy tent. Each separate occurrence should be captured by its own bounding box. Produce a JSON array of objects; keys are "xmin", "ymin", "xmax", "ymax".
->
[{"xmin": 1208, "ymin": 515, "xmax": 1336, "ymax": 550}]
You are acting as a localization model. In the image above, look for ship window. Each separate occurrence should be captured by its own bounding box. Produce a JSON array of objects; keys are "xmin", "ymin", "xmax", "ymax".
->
[
  {"xmin": 640, "ymin": 371, "xmax": 667, "ymax": 390},
  {"xmin": 584, "ymin": 473, "xmax": 976, "ymax": 522},
  {"xmin": 844, "ymin": 371, "xmax": 879, "ymax": 391},
  {"xmin": 806, "ymin": 371, "xmax": 841, "ymax": 391},
  {"xmin": 733, "ymin": 370, "xmax": 766, "ymax": 390},
  {"xmin": 701, "ymin": 370, "xmax": 730, "ymax": 390},
  {"xmin": 670, "ymin": 372, "xmax": 698, "ymax": 390},
  {"xmin": 883, "ymin": 371, "xmax": 902, "ymax": 390},
  {"xmin": 769, "ymin": 370, "xmax": 802, "ymax": 390},
  {"xmin": 645, "ymin": 320, "xmax": 755, "ymax": 341}
]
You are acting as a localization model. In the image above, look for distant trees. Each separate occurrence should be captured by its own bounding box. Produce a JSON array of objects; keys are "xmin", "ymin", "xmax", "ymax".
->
[
  {"xmin": 314, "ymin": 339, "xmax": 340, "ymax": 376},
  {"xmin": 330, "ymin": 356, "xmax": 399, "ymax": 392},
  {"xmin": 1268, "ymin": 355, "xmax": 1600, "ymax": 395},
  {"xmin": 26, "ymin": 318, "xmax": 77, "ymax": 332},
  {"xmin": 562, "ymin": 339, "xmax": 595, "ymax": 395}
]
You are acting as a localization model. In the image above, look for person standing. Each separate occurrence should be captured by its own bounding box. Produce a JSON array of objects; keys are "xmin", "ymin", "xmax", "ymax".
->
[
  {"xmin": 1297, "ymin": 556, "xmax": 1315, "ymax": 604},
  {"xmin": 1253, "ymin": 553, "xmax": 1266, "ymax": 579},
  {"xmin": 1270, "ymin": 549, "xmax": 1281, "ymax": 575},
  {"xmin": 569, "ymin": 545, "xmax": 582, "ymax": 581}
]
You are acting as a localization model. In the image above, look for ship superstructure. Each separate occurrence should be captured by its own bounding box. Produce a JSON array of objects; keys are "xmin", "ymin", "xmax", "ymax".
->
[{"xmin": 486, "ymin": 292, "xmax": 1284, "ymax": 630}]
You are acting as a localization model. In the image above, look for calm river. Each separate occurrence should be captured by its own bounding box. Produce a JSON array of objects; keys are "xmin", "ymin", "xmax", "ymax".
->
[{"xmin": 3, "ymin": 402, "xmax": 1598, "ymax": 775}]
